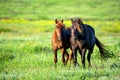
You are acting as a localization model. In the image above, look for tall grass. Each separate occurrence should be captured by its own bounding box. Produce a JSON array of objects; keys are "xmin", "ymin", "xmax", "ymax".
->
[{"xmin": 0, "ymin": 0, "xmax": 119, "ymax": 79}]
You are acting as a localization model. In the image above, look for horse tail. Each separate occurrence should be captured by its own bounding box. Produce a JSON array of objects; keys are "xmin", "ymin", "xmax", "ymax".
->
[{"xmin": 95, "ymin": 37, "xmax": 109, "ymax": 58}]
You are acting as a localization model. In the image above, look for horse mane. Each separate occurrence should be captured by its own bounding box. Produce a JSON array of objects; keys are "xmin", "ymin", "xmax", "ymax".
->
[{"xmin": 77, "ymin": 18, "xmax": 84, "ymax": 35}]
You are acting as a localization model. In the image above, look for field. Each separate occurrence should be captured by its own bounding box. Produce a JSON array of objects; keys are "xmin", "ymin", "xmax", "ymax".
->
[
  {"xmin": 0, "ymin": 0, "xmax": 119, "ymax": 20},
  {"xmin": 0, "ymin": 0, "xmax": 120, "ymax": 80}
]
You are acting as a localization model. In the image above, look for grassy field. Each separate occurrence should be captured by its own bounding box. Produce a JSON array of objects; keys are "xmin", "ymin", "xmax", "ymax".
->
[
  {"xmin": 0, "ymin": 0, "xmax": 119, "ymax": 20},
  {"xmin": 0, "ymin": 19, "xmax": 120, "ymax": 80},
  {"xmin": 0, "ymin": 0, "xmax": 120, "ymax": 80}
]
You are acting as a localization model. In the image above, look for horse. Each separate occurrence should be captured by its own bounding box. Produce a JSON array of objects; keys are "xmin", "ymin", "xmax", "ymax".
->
[
  {"xmin": 51, "ymin": 19, "xmax": 72, "ymax": 67},
  {"xmin": 70, "ymin": 18, "xmax": 109, "ymax": 68}
]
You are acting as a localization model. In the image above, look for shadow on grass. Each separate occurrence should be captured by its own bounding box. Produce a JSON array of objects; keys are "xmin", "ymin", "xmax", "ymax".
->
[
  {"xmin": 0, "ymin": 53, "xmax": 15, "ymax": 61},
  {"xmin": 0, "ymin": 28, "xmax": 19, "ymax": 34},
  {"xmin": 34, "ymin": 45, "xmax": 52, "ymax": 53},
  {"xmin": 0, "ymin": 28, "xmax": 14, "ymax": 33},
  {"xmin": 0, "ymin": 28, "xmax": 11, "ymax": 32}
]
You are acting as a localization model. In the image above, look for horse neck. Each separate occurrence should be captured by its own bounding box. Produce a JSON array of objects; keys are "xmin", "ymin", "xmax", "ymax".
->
[
  {"xmin": 74, "ymin": 24, "xmax": 85, "ymax": 40},
  {"xmin": 53, "ymin": 30, "xmax": 63, "ymax": 42},
  {"xmin": 65, "ymin": 27, "xmax": 71, "ymax": 30}
]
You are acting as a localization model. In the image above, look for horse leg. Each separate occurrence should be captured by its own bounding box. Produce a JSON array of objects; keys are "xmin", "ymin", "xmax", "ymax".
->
[
  {"xmin": 78, "ymin": 49, "xmax": 82, "ymax": 58},
  {"xmin": 65, "ymin": 50, "xmax": 69, "ymax": 64},
  {"xmin": 73, "ymin": 48, "xmax": 77, "ymax": 67},
  {"xmin": 87, "ymin": 47, "xmax": 94, "ymax": 67},
  {"xmin": 74, "ymin": 49, "xmax": 82, "ymax": 66},
  {"xmin": 69, "ymin": 48, "xmax": 73, "ymax": 68},
  {"xmin": 54, "ymin": 49, "xmax": 58, "ymax": 67},
  {"xmin": 75, "ymin": 49, "xmax": 79, "ymax": 66},
  {"xmin": 81, "ymin": 49, "xmax": 86, "ymax": 68},
  {"xmin": 61, "ymin": 49, "xmax": 65, "ymax": 65}
]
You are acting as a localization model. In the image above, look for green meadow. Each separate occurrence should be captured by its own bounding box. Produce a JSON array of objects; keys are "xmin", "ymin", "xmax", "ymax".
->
[
  {"xmin": 0, "ymin": 0, "xmax": 120, "ymax": 80},
  {"xmin": 0, "ymin": 0, "xmax": 119, "ymax": 20}
]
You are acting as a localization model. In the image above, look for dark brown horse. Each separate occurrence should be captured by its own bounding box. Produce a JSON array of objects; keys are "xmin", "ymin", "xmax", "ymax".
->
[
  {"xmin": 51, "ymin": 19, "xmax": 72, "ymax": 67},
  {"xmin": 70, "ymin": 18, "xmax": 109, "ymax": 68}
]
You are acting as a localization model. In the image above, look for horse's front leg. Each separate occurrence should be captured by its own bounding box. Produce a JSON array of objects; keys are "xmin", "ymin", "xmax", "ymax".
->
[
  {"xmin": 54, "ymin": 49, "xmax": 58, "ymax": 67},
  {"xmin": 61, "ymin": 48, "xmax": 65, "ymax": 65},
  {"xmin": 72, "ymin": 47, "xmax": 77, "ymax": 68},
  {"xmin": 71, "ymin": 40, "xmax": 77, "ymax": 68},
  {"xmin": 81, "ymin": 49, "xmax": 86, "ymax": 68}
]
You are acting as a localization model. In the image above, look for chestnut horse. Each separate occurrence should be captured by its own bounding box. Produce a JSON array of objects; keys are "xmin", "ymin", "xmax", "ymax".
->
[
  {"xmin": 70, "ymin": 18, "xmax": 109, "ymax": 68},
  {"xmin": 51, "ymin": 19, "xmax": 72, "ymax": 67}
]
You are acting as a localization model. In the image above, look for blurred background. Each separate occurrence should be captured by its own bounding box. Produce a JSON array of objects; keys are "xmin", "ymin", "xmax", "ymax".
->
[
  {"xmin": 0, "ymin": 0, "xmax": 119, "ymax": 33},
  {"xmin": 0, "ymin": 0, "xmax": 119, "ymax": 20}
]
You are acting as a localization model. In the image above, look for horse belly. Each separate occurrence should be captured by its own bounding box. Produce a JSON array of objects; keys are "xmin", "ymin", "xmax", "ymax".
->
[
  {"xmin": 86, "ymin": 36, "xmax": 95, "ymax": 49},
  {"xmin": 83, "ymin": 33, "xmax": 95, "ymax": 49}
]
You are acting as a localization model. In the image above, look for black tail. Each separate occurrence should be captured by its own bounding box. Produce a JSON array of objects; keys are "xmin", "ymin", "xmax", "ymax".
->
[{"xmin": 95, "ymin": 37, "xmax": 109, "ymax": 58}]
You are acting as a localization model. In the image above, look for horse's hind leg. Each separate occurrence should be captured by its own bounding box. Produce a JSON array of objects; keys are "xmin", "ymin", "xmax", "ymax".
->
[
  {"xmin": 54, "ymin": 49, "xmax": 58, "ymax": 67},
  {"xmin": 78, "ymin": 49, "xmax": 82, "ymax": 58},
  {"xmin": 87, "ymin": 47, "xmax": 94, "ymax": 67}
]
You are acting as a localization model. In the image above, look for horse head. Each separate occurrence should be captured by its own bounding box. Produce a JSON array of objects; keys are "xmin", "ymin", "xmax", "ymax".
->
[
  {"xmin": 71, "ymin": 18, "xmax": 83, "ymax": 34},
  {"xmin": 55, "ymin": 19, "xmax": 65, "ymax": 41}
]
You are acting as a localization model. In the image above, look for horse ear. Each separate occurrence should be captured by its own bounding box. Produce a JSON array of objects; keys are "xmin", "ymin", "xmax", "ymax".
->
[
  {"xmin": 71, "ymin": 18, "xmax": 73, "ymax": 22},
  {"xmin": 55, "ymin": 19, "xmax": 58, "ymax": 24},
  {"xmin": 78, "ymin": 18, "xmax": 83, "ymax": 24},
  {"xmin": 61, "ymin": 19, "xmax": 63, "ymax": 23}
]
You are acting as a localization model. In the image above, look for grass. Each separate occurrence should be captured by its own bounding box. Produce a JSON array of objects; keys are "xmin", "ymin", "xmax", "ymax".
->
[
  {"xmin": 0, "ymin": 19, "xmax": 120, "ymax": 33},
  {"xmin": 0, "ymin": 0, "xmax": 119, "ymax": 20},
  {"xmin": 0, "ymin": 19, "xmax": 120, "ymax": 80},
  {"xmin": 0, "ymin": 0, "xmax": 120, "ymax": 79}
]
